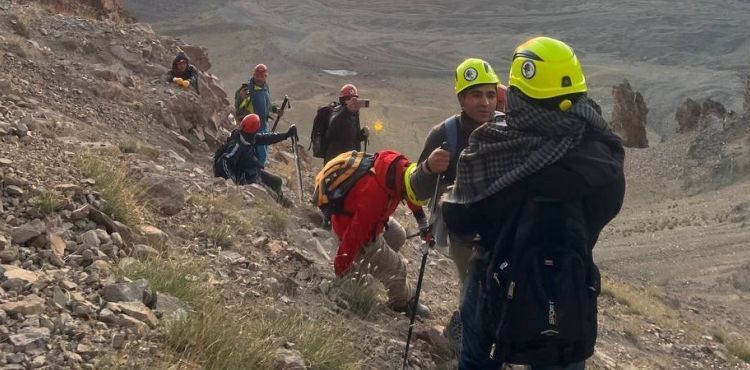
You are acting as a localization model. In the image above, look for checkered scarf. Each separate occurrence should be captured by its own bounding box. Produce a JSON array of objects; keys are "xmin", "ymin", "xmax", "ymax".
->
[{"xmin": 449, "ymin": 88, "xmax": 611, "ymax": 204}]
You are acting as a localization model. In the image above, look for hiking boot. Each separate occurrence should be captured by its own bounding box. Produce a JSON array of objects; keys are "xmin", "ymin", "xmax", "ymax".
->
[
  {"xmin": 277, "ymin": 194, "xmax": 293, "ymax": 208},
  {"xmin": 394, "ymin": 298, "xmax": 432, "ymax": 319},
  {"xmin": 443, "ymin": 310, "xmax": 463, "ymax": 358},
  {"xmin": 322, "ymin": 216, "xmax": 332, "ymax": 230}
]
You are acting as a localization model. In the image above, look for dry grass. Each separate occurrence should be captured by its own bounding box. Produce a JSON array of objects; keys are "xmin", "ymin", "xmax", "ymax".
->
[
  {"xmin": 600, "ymin": 276, "xmax": 678, "ymax": 326},
  {"xmin": 255, "ymin": 201, "xmax": 290, "ymax": 235},
  {"xmin": 76, "ymin": 154, "xmax": 144, "ymax": 225},
  {"xmin": 119, "ymin": 259, "xmax": 203, "ymax": 306},
  {"xmin": 330, "ymin": 274, "xmax": 382, "ymax": 319},
  {"xmin": 120, "ymin": 258, "xmax": 360, "ymax": 369},
  {"xmin": 33, "ymin": 190, "xmax": 64, "ymax": 215},
  {"xmin": 190, "ymin": 193, "xmax": 254, "ymax": 248},
  {"xmin": 118, "ymin": 139, "xmax": 161, "ymax": 160},
  {"xmin": 713, "ymin": 331, "xmax": 750, "ymax": 363}
]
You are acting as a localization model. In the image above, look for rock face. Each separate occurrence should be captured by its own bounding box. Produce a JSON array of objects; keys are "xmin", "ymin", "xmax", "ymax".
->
[
  {"xmin": 675, "ymin": 98, "xmax": 702, "ymax": 133},
  {"xmin": 138, "ymin": 174, "xmax": 186, "ymax": 216},
  {"xmin": 17, "ymin": 0, "xmax": 134, "ymax": 23},
  {"xmin": 180, "ymin": 45, "xmax": 212, "ymax": 72},
  {"xmin": 701, "ymin": 98, "xmax": 727, "ymax": 119},
  {"xmin": 611, "ymin": 79, "xmax": 649, "ymax": 148}
]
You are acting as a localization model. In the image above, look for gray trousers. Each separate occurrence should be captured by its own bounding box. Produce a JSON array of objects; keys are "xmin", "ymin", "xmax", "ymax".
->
[
  {"xmin": 448, "ymin": 231, "xmax": 479, "ymax": 302},
  {"xmin": 351, "ymin": 218, "xmax": 413, "ymax": 307}
]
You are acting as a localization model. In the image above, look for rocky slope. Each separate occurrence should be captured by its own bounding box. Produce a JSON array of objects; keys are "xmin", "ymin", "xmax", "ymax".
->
[{"xmin": 1, "ymin": 1, "xmax": 749, "ymax": 369}]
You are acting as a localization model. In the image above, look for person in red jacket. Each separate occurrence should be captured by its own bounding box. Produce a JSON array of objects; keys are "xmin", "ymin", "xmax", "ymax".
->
[{"xmin": 331, "ymin": 150, "xmax": 431, "ymax": 318}]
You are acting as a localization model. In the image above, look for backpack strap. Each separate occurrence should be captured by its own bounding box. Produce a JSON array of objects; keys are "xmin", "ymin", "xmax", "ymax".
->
[{"xmin": 443, "ymin": 115, "xmax": 460, "ymax": 155}]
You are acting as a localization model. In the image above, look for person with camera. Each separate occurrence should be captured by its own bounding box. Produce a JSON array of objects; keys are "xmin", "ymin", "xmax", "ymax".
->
[{"xmin": 323, "ymin": 84, "xmax": 370, "ymax": 163}]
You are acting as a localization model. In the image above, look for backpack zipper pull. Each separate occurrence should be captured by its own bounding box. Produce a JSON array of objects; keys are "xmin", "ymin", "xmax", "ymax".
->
[
  {"xmin": 507, "ymin": 281, "xmax": 515, "ymax": 299},
  {"xmin": 492, "ymin": 273, "xmax": 501, "ymax": 287},
  {"xmin": 548, "ymin": 300, "xmax": 557, "ymax": 325},
  {"xmin": 490, "ymin": 343, "xmax": 496, "ymax": 359}
]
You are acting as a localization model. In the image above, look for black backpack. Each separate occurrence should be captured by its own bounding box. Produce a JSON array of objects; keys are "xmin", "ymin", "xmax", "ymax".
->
[
  {"xmin": 482, "ymin": 196, "xmax": 599, "ymax": 366},
  {"xmin": 213, "ymin": 132, "xmax": 239, "ymax": 178},
  {"xmin": 309, "ymin": 102, "xmax": 338, "ymax": 158}
]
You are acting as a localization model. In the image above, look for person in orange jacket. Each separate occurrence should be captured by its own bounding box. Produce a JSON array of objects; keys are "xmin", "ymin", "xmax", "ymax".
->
[{"xmin": 331, "ymin": 150, "xmax": 431, "ymax": 318}]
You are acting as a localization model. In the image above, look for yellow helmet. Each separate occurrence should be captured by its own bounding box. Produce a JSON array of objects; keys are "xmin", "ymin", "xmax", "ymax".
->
[
  {"xmin": 403, "ymin": 162, "xmax": 428, "ymax": 206},
  {"xmin": 508, "ymin": 37, "xmax": 587, "ymax": 100},
  {"xmin": 454, "ymin": 58, "xmax": 500, "ymax": 95}
]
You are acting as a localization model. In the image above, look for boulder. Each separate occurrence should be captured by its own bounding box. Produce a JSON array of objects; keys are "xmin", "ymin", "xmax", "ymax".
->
[
  {"xmin": 138, "ymin": 225, "xmax": 168, "ymax": 250},
  {"xmin": 702, "ymin": 98, "xmax": 727, "ymax": 119},
  {"xmin": 180, "ymin": 45, "xmax": 211, "ymax": 72},
  {"xmin": 8, "ymin": 327, "xmax": 51, "ymax": 348},
  {"xmin": 101, "ymin": 279, "xmax": 157, "ymax": 308},
  {"xmin": 137, "ymin": 174, "xmax": 186, "ymax": 216},
  {"xmin": 107, "ymin": 301, "xmax": 158, "ymax": 328},
  {"xmin": 0, "ymin": 246, "xmax": 19, "ymax": 263},
  {"xmin": 49, "ymin": 234, "xmax": 66, "ymax": 257},
  {"xmin": 611, "ymin": 79, "xmax": 649, "ymax": 148},
  {"xmin": 133, "ymin": 244, "xmax": 158, "ymax": 260},
  {"xmin": 5, "ymin": 185, "xmax": 24, "ymax": 196},
  {"xmin": 155, "ymin": 292, "xmax": 189, "ymax": 324},
  {"xmin": 274, "ymin": 348, "xmax": 306, "ymax": 370},
  {"xmin": 10, "ymin": 219, "xmax": 46, "ymax": 244},
  {"xmin": 675, "ymin": 98, "xmax": 702, "ymax": 133},
  {"xmin": 79, "ymin": 230, "xmax": 101, "ymax": 248},
  {"xmin": 1, "ymin": 267, "xmax": 38, "ymax": 290},
  {"xmin": 0, "ymin": 294, "xmax": 46, "ymax": 315}
]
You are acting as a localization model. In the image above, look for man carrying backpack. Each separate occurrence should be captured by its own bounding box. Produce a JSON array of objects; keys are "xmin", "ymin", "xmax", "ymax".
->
[
  {"xmin": 443, "ymin": 37, "xmax": 626, "ymax": 369},
  {"xmin": 320, "ymin": 84, "xmax": 369, "ymax": 163},
  {"xmin": 235, "ymin": 64, "xmax": 284, "ymax": 167},
  {"xmin": 408, "ymin": 58, "xmax": 501, "ymax": 346},
  {"xmin": 214, "ymin": 114, "xmax": 297, "ymax": 207},
  {"xmin": 318, "ymin": 150, "xmax": 430, "ymax": 318}
]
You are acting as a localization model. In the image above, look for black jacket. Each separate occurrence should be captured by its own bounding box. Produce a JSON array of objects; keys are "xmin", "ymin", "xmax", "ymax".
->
[
  {"xmin": 323, "ymin": 105, "xmax": 365, "ymax": 162},
  {"xmin": 443, "ymin": 128, "xmax": 625, "ymax": 254},
  {"xmin": 217, "ymin": 130, "xmax": 288, "ymax": 185},
  {"xmin": 166, "ymin": 52, "xmax": 200, "ymax": 93}
]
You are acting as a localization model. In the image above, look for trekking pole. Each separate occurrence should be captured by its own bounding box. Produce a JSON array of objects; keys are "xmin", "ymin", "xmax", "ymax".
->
[
  {"xmin": 406, "ymin": 232, "xmax": 420, "ymax": 239},
  {"xmin": 403, "ymin": 145, "xmax": 446, "ymax": 369},
  {"xmin": 271, "ymin": 95, "xmax": 290, "ymax": 132},
  {"xmin": 291, "ymin": 134, "xmax": 304, "ymax": 202}
]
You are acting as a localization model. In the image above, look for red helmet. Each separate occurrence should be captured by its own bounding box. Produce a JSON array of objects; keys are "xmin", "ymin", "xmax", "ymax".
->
[
  {"xmin": 339, "ymin": 84, "xmax": 359, "ymax": 100},
  {"xmin": 497, "ymin": 84, "xmax": 508, "ymax": 112},
  {"xmin": 241, "ymin": 114, "xmax": 261, "ymax": 134},
  {"xmin": 253, "ymin": 64, "xmax": 268, "ymax": 74}
]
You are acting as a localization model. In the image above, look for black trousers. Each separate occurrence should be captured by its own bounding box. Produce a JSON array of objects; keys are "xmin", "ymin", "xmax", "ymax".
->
[{"xmin": 259, "ymin": 170, "xmax": 283, "ymax": 195}]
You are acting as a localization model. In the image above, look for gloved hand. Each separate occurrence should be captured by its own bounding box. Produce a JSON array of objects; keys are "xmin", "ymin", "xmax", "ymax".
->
[
  {"xmin": 271, "ymin": 104, "xmax": 279, "ymax": 114},
  {"xmin": 417, "ymin": 217, "xmax": 433, "ymax": 244},
  {"xmin": 360, "ymin": 126, "xmax": 369, "ymax": 138},
  {"xmin": 286, "ymin": 124, "xmax": 298, "ymax": 140}
]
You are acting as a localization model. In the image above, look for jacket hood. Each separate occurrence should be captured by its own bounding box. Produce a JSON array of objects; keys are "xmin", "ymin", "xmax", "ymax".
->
[
  {"xmin": 372, "ymin": 150, "xmax": 409, "ymax": 199},
  {"xmin": 172, "ymin": 52, "xmax": 190, "ymax": 70}
]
